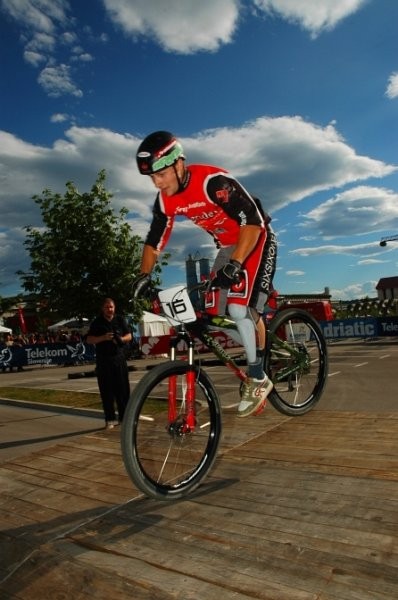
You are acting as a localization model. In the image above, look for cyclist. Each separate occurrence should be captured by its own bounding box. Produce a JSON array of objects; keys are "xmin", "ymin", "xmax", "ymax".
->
[{"xmin": 133, "ymin": 131, "xmax": 277, "ymax": 417}]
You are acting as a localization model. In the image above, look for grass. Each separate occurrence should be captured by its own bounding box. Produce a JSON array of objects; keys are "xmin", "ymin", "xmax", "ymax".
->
[{"xmin": 0, "ymin": 386, "xmax": 102, "ymax": 410}]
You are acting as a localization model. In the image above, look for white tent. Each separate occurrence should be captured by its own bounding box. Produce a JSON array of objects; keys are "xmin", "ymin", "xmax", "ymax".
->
[
  {"xmin": 0, "ymin": 325, "xmax": 12, "ymax": 334},
  {"xmin": 48, "ymin": 318, "xmax": 89, "ymax": 332},
  {"xmin": 139, "ymin": 311, "xmax": 171, "ymax": 337}
]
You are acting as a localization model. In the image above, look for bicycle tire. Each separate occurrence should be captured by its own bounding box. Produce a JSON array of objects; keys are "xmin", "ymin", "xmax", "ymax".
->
[
  {"xmin": 121, "ymin": 360, "xmax": 222, "ymax": 500},
  {"xmin": 265, "ymin": 308, "xmax": 328, "ymax": 416}
]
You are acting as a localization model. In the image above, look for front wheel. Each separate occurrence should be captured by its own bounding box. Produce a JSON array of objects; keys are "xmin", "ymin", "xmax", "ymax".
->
[
  {"xmin": 121, "ymin": 360, "xmax": 222, "ymax": 501},
  {"xmin": 265, "ymin": 308, "xmax": 328, "ymax": 416}
]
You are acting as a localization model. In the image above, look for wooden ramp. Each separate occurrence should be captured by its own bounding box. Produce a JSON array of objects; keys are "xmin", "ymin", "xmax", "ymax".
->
[{"xmin": 1, "ymin": 409, "xmax": 397, "ymax": 599}]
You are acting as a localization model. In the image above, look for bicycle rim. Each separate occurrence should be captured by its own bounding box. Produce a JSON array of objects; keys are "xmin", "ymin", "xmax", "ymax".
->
[
  {"xmin": 265, "ymin": 309, "xmax": 328, "ymax": 416},
  {"xmin": 121, "ymin": 361, "xmax": 222, "ymax": 500}
]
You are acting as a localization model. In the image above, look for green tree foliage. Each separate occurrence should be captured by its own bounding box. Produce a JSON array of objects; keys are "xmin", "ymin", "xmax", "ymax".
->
[{"xmin": 18, "ymin": 170, "xmax": 154, "ymax": 321}]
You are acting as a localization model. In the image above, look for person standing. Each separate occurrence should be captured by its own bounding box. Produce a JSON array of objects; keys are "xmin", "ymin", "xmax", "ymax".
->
[{"xmin": 86, "ymin": 298, "xmax": 132, "ymax": 429}]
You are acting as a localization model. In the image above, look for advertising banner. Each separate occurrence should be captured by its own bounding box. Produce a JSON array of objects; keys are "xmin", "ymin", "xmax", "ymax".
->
[
  {"xmin": 320, "ymin": 316, "xmax": 398, "ymax": 339},
  {"xmin": 0, "ymin": 342, "xmax": 96, "ymax": 369},
  {"xmin": 1, "ymin": 316, "xmax": 397, "ymax": 367},
  {"xmin": 140, "ymin": 316, "xmax": 398, "ymax": 355}
]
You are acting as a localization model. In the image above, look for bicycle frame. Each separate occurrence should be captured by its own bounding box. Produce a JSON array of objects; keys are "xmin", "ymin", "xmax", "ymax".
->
[
  {"xmin": 148, "ymin": 281, "xmax": 327, "ymax": 435},
  {"xmin": 161, "ymin": 309, "xmax": 294, "ymax": 434},
  {"xmin": 167, "ymin": 309, "xmax": 306, "ymax": 383}
]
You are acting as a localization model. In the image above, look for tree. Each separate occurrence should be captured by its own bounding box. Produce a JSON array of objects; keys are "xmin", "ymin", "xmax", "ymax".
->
[{"xmin": 18, "ymin": 170, "xmax": 157, "ymax": 322}]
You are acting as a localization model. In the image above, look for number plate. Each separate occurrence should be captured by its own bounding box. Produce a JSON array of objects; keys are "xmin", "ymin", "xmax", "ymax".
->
[{"xmin": 158, "ymin": 285, "xmax": 197, "ymax": 324}]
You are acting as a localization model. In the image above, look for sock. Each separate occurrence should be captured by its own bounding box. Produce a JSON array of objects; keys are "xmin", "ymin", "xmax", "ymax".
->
[
  {"xmin": 256, "ymin": 347, "xmax": 265, "ymax": 360},
  {"xmin": 248, "ymin": 357, "xmax": 265, "ymax": 380}
]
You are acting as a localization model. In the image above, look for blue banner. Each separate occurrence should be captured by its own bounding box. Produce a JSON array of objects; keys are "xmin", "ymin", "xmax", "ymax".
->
[
  {"xmin": 320, "ymin": 316, "xmax": 398, "ymax": 339},
  {"xmin": 1, "ymin": 316, "xmax": 397, "ymax": 369},
  {"xmin": 0, "ymin": 342, "xmax": 96, "ymax": 369}
]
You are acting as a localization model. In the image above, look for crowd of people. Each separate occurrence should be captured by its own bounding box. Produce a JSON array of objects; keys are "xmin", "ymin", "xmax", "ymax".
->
[{"xmin": 0, "ymin": 330, "xmax": 84, "ymax": 346}]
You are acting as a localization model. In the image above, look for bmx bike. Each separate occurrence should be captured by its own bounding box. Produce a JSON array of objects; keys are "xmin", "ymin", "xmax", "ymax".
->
[{"xmin": 121, "ymin": 281, "xmax": 328, "ymax": 500}]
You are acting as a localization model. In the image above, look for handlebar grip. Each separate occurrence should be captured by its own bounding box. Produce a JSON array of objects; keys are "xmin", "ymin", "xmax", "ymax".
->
[{"xmin": 132, "ymin": 273, "xmax": 151, "ymax": 299}]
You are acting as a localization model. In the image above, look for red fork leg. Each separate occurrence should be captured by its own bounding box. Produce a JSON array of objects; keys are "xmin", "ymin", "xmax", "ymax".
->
[
  {"xmin": 185, "ymin": 369, "xmax": 196, "ymax": 429},
  {"xmin": 168, "ymin": 374, "xmax": 177, "ymax": 422}
]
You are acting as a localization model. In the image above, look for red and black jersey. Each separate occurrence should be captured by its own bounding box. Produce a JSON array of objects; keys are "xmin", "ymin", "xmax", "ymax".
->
[{"xmin": 145, "ymin": 164, "xmax": 271, "ymax": 251}]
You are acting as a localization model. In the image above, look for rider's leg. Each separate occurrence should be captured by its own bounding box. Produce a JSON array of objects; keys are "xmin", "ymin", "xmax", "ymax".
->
[
  {"xmin": 250, "ymin": 306, "xmax": 266, "ymax": 371},
  {"xmin": 226, "ymin": 225, "xmax": 277, "ymax": 417},
  {"xmin": 253, "ymin": 308, "xmax": 265, "ymax": 350},
  {"xmin": 228, "ymin": 303, "xmax": 265, "ymax": 380},
  {"xmin": 228, "ymin": 302, "xmax": 273, "ymax": 417}
]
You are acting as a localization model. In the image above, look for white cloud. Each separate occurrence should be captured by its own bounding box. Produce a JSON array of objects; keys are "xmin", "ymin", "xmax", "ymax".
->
[
  {"xmin": 71, "ymin": 52, "xmax": 94, "ymax": 63},
  {"xmin": 23, "ymin": 50, "xmax": 46, "ymax": 66},
  {"xmin": 286, "ymin": 270, "xmax": 305, "ymax": 276},
  {"xmin": 330, "ymin": 281, "xmax": 378, "ymax": 300},
  {"xmin": 101, "ymin": 0, "xmax": 368, "ymax": 54},
  {"xmin": 1, "ymin": 0, "xmax": 90, "ymax": 98},
  {"xmin": 0, "ymin": 116, "xmax": 395, "ymax": 293},
  {"xmin": 386, "ymin": 72, "xmax": 398, "ymax": 99},
  {"xmin": 102, "ymin": 0, "xmax": 240, "ymax": 53},
  {"xmin": 0, "ymin": 119, "xmax": 395, "ymax": 224},
  {"xmin": 61, "ymin": 31, "xmax": 78, "ymax": 45},
  {"xmin": 186, "ymin": 117, "xmax": 395, "ymax": 208},
  {"xmin": 25, "ymin": 31, "xmax": 56, "ymax": 52},
  {"xmin": 1, "ymin": 0, "xmax": 371, "ymax": 103},
  {"xmin": 50, "ymin": 113, "xmax": 69, "ymax": 123},
  {"xmin": 253, "ymin": 0, "xmax": 368, "ymax": 38},
  {"xmin": 290, "ymin": 241, "xmax": 385, "ymax": 257},
  {"xmin": 358, "ymin": 258, "xmax": 388, "ymax": 265},
  {"xmin": 1, "ymin": 0, "xmax": 69, "ymax": 33},
  {"xmin": 38, "ymin": 64, "xmax": 83, "ymax": 97},
  {"xmin": 300, "ymin": 186, "xmax": 398, "ymax": 237}
]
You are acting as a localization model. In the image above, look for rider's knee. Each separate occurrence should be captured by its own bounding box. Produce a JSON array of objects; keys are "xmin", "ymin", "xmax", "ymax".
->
[{"xmin": 228, "ymin": 303, "xmax": 249, "ymax": 322}]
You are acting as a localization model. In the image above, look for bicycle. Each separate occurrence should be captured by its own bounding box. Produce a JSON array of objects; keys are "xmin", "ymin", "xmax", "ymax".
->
[{"xmin": 121, "ymin": 281, "xmax": 328, "ymax": 501}]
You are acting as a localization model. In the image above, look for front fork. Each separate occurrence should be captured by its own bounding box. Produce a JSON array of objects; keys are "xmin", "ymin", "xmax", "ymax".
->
[{"xmin": 168, "ymin": 332, "xmax": 196, "ymax": 431}]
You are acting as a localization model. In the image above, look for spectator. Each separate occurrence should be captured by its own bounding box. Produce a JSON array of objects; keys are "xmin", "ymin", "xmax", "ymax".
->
[{"xmin": 86, "ymin": 298, "xmax": 132, "ymax": 430}]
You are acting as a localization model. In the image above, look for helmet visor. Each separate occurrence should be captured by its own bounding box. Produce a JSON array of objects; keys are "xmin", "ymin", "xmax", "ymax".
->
[{"xmin": 152, "ymin": 143, "xmax": 184, "ymax": 172}]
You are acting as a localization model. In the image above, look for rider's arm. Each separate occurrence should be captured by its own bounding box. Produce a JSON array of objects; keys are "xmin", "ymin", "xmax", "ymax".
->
[
  {"xmin": 206, "ymin": 173, "xmax": 268, "ymax": 264},
  {"xmin": 206, "ymin": 173, "xmax": 270, "ymax": 228},
  {"xmin": 141, "ymin": 195, "xmax": 174, "ymax": 274},
  {"xmin": 139, "ymin": 244, "xmax": 159, "ymax": 274},
  {"xmin": 230, "ymin": 224, "xmax": 262, "ymax": 265}
]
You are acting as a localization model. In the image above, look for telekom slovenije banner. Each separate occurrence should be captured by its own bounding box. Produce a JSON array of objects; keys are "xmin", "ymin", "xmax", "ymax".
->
[{"xmin": 0, "ymin": 342, "xmax": 96, "ymax": 369}]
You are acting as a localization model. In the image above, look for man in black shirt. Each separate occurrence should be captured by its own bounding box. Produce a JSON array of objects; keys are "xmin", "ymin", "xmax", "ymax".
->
[{"xmin": 87, "ymin": 298, "xmax": 132, "ymax": 429}]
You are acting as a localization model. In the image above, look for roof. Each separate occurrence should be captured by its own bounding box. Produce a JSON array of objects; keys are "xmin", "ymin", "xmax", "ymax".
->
[{"xmin": 376, "ymin": 277, "xmax": 398, "ymax": 290}]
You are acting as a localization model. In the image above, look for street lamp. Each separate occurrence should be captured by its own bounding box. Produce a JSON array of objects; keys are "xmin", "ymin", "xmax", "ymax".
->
[{"xmin": 380, "ymin": 234, "xmax": 398, "ymax": 247}]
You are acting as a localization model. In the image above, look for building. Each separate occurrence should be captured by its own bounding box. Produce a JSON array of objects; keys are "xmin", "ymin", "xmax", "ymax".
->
[{"xmin": 376, "ymin": 277, "xmax": 398, "ymax": 300}]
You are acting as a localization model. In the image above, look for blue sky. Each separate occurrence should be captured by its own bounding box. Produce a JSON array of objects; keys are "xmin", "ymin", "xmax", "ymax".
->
[{"xmin": 1, "ymin": 0, "xmax": 398, "ymax": 301}]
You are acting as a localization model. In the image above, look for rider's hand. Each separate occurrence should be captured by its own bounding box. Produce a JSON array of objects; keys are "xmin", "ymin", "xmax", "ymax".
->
[
  {"xmin": 211, "ymin": 260, "xmax": 242, "ymax": 289},
  {"xmin": 132, "ymin": 273, "xmax": 151, "ymax": 299}
]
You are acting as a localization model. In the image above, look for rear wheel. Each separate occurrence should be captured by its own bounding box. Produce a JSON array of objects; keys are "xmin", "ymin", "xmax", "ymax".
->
[
  {"xmin": 265, "ymin": 308, "xmax": 328, "ymax": 416},
  {"xmin": 121, "ymin": 361, "xmax": 222, "ymax": 500}
]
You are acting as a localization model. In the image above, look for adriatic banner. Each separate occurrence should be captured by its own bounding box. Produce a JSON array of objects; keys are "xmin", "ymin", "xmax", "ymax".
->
[
  {"xmin": 140, "ymin": 316, "xmax": 398, "ymax": 356},
  {"xmin": 320, "ymin": 316, "xmax": 398, "ymax": 339}
]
